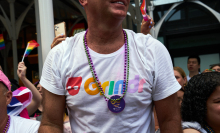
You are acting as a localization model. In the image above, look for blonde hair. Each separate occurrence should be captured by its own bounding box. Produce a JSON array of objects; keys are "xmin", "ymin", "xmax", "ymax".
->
[{"xmin": 174, "ymin": 66, "xmax": 187, "ymax": 85}]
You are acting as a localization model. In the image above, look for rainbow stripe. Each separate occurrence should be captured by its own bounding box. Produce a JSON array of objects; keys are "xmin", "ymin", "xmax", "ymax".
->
[
  {"xmin": 140, "ymin": 0, "xmax": 149, "ymax": 21},
  {"xmin": 24, "ymin": 40, "xmax": 39, "ymax": 57},
  {"xmin": 0, "ymin": 34, "xmax": 5, "ymax": 50}
]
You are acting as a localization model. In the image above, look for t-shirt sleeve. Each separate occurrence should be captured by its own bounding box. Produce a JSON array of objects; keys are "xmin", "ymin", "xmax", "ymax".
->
[
  {"xmin": 151, "ymin": 39, "xmax": 181, "ymax": 101},
  {"xmin": 40, "ymin": 45, "xmax": 66, "ymax": 95},
  {"xmin": 182, "ymin": 121, "xmax": 206, "ymax": 133}
]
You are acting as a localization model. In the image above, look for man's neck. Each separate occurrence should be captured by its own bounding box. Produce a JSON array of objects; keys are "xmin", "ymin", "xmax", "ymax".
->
[
  {"xmin": 189, "ymin": 71, "xmax": 199, "ymax": 78},
  {"xmin": 86, "ymin": 15, "xmax": 125, "ymax": 54},
  {"xmin": 0, "ymin": 112, "xmax": 8, "ymax": 132}
]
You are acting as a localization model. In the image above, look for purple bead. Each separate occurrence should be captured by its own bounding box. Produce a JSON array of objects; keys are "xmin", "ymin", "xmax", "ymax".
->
[{"xmin": 84, "ymin": 29, "xmax": 129, "ymax": 101}]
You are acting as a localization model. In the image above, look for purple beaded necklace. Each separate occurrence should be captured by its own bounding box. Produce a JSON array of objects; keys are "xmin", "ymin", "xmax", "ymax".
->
[
  {"xmin": 83, "ymin": 30, "xmax": 129, "ymax": 113},
  {"xmin": 3, "ymin": 115, "xmax": 10, "ymax": 133}
]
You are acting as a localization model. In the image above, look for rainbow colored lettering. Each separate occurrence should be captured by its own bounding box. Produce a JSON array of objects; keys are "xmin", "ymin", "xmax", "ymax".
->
[{"xmin": 84, "ymin": 75, "xmax": 146, "ymax": 95}]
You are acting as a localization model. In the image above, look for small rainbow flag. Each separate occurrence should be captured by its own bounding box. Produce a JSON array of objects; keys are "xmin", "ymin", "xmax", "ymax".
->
[
  {"xmin": 140, "ymin": 0, "xmax": 149, "ymax": 21},
  {"xmin": 0, "ymin": 34, "xmax": 5, "ymax": 50},
  {"xmin": 22, "ymin": 40, "xmax": 39, "ymax": 61}
]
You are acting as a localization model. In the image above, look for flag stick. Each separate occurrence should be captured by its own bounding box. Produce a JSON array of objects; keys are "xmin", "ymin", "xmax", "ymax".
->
[{"xmin": 21, "ymin": 43, "xmax": 29, "ymax": 62}]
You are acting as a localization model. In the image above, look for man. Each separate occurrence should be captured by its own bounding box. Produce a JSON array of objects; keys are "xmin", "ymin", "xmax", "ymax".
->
[
  {"xmin": 0, "ymin": 70, "xmax": 40, "ymax": 133},
  {"xmin": 187, "ymin": 55, "xmax": 201, "ymax": 81},
  {"xmin": 39, "ymin": 0, "xmax": 182, "ymax": 132}
]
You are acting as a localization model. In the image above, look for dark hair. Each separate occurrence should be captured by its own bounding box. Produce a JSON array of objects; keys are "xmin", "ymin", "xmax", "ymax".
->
[
  {"xmin": 210, "ymin": 63, "xmax": 220, "ymax": 69},
  {"xmin": 181, "ymin": 72, "xmax": 220, "ymax": 128},
  {"xmin": 188, "ymin": 55, "xmax": 200, "ymax": 65},
  {"xmin": 34, "ymin": 80, "xmax": 40, "ymax": 87}
]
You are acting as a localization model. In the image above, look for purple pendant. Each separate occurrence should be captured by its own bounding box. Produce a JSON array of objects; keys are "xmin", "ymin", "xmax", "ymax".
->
[{"xmin": 108, "ymin": 95, "xmax": 125, "ymax": 113}]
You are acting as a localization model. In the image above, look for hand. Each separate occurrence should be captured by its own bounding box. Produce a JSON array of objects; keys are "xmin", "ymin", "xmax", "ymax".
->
[
  {"xmin": 141, "ymin": 15, "xmax": 155, "ymax": 35},
  {"xmin": 17, "ymin": 62, "xmax": 27, "ymax": 80},
  {"xmin": 202, "ymin": 69, "xmax": 213, "ymax": 73},
  {"xmin": 51, "ymin": 34, "xmax": 66, "ymax": 49}
]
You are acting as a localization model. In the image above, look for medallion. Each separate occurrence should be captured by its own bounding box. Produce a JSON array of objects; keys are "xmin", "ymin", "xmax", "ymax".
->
[
  {"xmin": 108, "ymin": 95, "xmax": 125, "ymax": 113},
  {"xmin": 84, "ymin": 30, "xmax": 129, "ymax": 113}
]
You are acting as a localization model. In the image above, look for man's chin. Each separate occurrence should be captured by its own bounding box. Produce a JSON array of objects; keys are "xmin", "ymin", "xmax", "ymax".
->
[{"xmin": 111, "ymin": 12, "xmax": 127, "ymax": 19}]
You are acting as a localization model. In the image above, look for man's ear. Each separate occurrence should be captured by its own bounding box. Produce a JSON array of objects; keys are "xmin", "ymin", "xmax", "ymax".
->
[
  {"xmin": 79, "ymin": 0, "xmax": 87, "ymax": 6},
  {"xmin": 5, "ymin": 91, "xmax": 12, "ymax": 105}
]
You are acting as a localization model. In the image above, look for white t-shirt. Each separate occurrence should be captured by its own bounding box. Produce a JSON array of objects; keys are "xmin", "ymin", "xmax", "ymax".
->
[
  {"xmin": 7, "ymin": 115, "xmax": 40, "ymax": 133},
  {"xmin": 40, "ymin": 29, "xmax": 181, "ymax": 133},
  {"xmin": 182, "ymin": 121, "xmax": 206, "ymax": 133},
  {"xmin": 187, "ymin": 75, "xmax": 191, "ymax": 81},
  {"xmin": 187, "ymin": 72, "xmax": 201, "ymax": 81}
]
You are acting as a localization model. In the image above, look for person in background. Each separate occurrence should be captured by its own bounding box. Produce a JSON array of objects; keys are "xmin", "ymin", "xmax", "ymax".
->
[
  {"xmin": 141, "ymin": 15, "xmax": 155, "ymax": 35},
  {"xmin": 29, "ymin": 81, "xmax": 43, "ymax": 121},
  {"xmin": 0, "ymin": 70, "xmax": 40, "ymax": 133},
  {"xmin": 51, "ymin": 34, "xmax": 66, "ymax": 49},
  {"xmin": 155, "ymin": 67, "xmax": 187, "ymax": 133},
  {"xmin": 187, "ymin": 55, "xmax": 200, "ymax": 81},
  {"xmin": 181, "ymin": 72, "xmax": 220, "ymax": 133},
  {"xmin": 0, "ymin": 65, "xmax": 20, "ymax": 92},
  {"xmin": 202, "ymin": 63, "xmax": 220, "ymax": 73},
  {"xmin": 17, "ymin": 62, "xmax": 42, "ymax": 117},
  {"xmin": 210, "ymin": 63, "xmax": 220, "ymax": 72},
  {"xmin": 174, "ymin": 66, "xmax": 187, "ymax": 106}
]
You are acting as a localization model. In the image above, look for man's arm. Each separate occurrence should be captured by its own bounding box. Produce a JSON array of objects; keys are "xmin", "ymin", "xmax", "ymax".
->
[
  {"xmin": 38, "ymin": 88, "xmax": 66, "ymax": 133},
  {"xmin": 154, "ymin": 93, "xmax": 182, "ymax": 133}
]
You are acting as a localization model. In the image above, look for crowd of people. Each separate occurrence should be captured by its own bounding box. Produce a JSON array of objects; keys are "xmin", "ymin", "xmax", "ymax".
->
[{"xmin": 0, "ymin": 0, "xmax": 220, "ymax": 133}]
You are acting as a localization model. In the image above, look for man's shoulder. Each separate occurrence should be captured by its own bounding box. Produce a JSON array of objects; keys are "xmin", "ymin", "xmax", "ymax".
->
[{"xmin": 124, "ymin": 29, "xmax": 163, "ymax": 48}]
